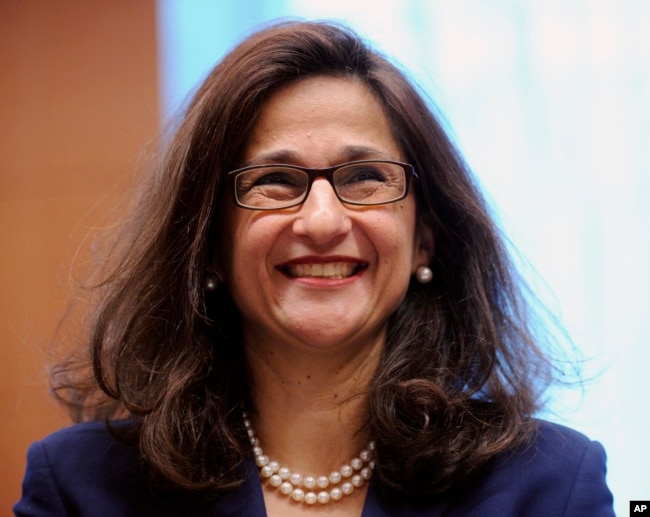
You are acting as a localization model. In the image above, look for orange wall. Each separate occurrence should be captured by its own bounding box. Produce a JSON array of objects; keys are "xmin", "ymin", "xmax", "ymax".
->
[{"xmin": 0, "ymin": 1, "xmax": 158, "ymax": 508}]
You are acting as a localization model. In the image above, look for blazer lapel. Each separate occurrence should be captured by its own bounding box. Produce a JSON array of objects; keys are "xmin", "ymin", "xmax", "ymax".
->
[
  {"xmin": 362, "ymin": 476, "xmax": 450, "ymax": 517},
  {"xmin": 190, "ymin": 455, "xmax": 267, "ymax": 517}
]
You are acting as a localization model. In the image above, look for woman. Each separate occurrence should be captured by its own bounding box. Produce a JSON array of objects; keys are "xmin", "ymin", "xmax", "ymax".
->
[{"xmin": 15, "ymin": 21, "xmax": 614, "ymax": 516}]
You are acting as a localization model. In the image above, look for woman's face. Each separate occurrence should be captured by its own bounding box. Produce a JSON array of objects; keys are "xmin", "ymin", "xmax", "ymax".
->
[{"xmin": 221, "ymin": 75, "xmax": 431, "ymax": 353}]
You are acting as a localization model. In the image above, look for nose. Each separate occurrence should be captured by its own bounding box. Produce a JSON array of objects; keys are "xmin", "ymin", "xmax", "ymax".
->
[{"xmin": 292, "ymin": 178, "xmax": 352, "ymax": 245}]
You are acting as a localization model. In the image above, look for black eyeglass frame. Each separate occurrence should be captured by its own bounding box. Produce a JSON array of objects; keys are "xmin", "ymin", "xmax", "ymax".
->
[{"xmin": 226, "ymin": 159, "xmax": 418, "ymax": 210}]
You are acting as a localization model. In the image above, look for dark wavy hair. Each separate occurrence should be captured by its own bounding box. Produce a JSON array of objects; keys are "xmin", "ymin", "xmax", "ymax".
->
[{"xmin": 52, "ymin": 20, "xmax": 560, "ymax": 498}]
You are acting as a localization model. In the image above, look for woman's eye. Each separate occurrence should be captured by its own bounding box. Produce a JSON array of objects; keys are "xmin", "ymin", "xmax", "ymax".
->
[
  {"xmin": 253, "ymin": 171, "xmax": 301, "ymax": 186},
  {"xmin": 236, "ymin": 168, "xmax": 307, "ymax": 203},
  {"xmin": 344, "ymin": 166, "xmax": 387, "ymax": 183}
]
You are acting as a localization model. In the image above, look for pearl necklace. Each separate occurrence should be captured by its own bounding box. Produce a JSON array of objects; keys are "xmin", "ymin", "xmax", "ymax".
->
[{"xmin": 243, "ymin": 413, "xmax": 375, "ymax": 505}]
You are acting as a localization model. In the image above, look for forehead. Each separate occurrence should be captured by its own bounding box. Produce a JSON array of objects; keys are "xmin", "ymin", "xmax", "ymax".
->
[{"xmin": 242, "ymin": 75, "xmax": 403, "ymax": 166}]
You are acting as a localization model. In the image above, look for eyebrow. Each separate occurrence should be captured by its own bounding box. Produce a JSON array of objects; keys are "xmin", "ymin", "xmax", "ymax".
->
[{"xmin": 244, "ymin": 145, "xmax": 397, "ymax": 167}]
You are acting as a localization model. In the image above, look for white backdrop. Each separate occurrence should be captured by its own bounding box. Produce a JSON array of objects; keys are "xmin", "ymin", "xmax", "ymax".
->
[{"xmin": 157, "ymin": 1, "xmax": 650, "ymax": 513}]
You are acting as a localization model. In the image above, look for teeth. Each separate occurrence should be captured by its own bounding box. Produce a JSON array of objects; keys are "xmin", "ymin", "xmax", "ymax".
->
[{"xmin": 285, "ymin": 262, "xmax": 358, "ymax": 279}]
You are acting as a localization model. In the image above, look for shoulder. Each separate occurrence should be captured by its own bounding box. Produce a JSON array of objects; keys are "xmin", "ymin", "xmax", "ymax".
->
[
  {"xmin": 447, "ymin": 420, "xmax": 615, "ymax": 516},
  {"xmin": 498, "ymin": 419, "xmax": 603, "ymax": 473},
  {"xmin": 27, "ymin": 420, "xmax": 140, "ymax": 481},
  {"xmin": 14, "ymin": 421, "xmax": 184, "ymax": 516},
  {"xmin": 35, "ymin": 419, "xmax": 132, "ymax": 455}
]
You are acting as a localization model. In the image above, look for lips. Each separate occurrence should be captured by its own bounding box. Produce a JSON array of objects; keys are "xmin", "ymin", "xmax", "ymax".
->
[{"xmin": 280, "ymin": 261, "xmax": 367, "ymax": 279}]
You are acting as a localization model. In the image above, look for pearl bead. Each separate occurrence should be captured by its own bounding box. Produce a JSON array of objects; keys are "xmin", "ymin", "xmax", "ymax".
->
[
  {"xmin": 329, "ymin": 471, "xmax": 342, "ymax": 484},
  {"xmin": 304, "ymin": 492, "xmax": 317, "ymax": 505},
  {"xmin": 330, "ymin": 487, "xmax": 343, "ymax": 501},
  {"xmin": 351, "ymin": 457, "xmax": 363, "ymax": 470},
  {"xmin": 317, "ymin": 475, "xmax": 329, "ymax": 488},
  {"xmin": 278, "ymin": 467, "xmax": 290, "ymax": 480},
  {"xmin": 340, "ymin": 464, "xmax": 353, "ymax": 478},
  {"xmin": 291, "ymin": 488, "xmax": 305, "ymax": 502},
  {"xmin": 361, "ymin": 467, "xmax": 372, "ymax": 480},
  {"xmin": 317, "ymin": 491, "xmax": 330, "ymax": 504},
  {"xmin": 269, "ymin": 474, "xmax": 282, "ymax": 487},
  {"xmin": 255, "ymin": 455, "xmax": 269, "ymax": 467},
  {"xmin": 279, "ymin": 482, "xmax": 293, "ymax": 495},
  {"xmin": 352, "ymin": 474, "xmax": 363, "ymax": 487},
  {"xmin": 303, "ymin": 476, "xmax": 316, "ymax": 489},
  {"xmin": 341, "ymin": 481, "xmax": 354, "ymax": 495},
  {"xmin": 289, "ymin": 472, "xmax": 302, "ymax": 485}
]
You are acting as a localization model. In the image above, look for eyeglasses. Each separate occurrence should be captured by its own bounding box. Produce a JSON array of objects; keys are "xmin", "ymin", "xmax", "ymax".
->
[{"xmin": 227, "ymin": 160, "xmax": 417, "ymax": 210}]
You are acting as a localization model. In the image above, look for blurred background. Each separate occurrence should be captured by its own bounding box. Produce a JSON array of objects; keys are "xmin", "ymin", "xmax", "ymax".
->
[{"xmin": 2, "ymin": 1, "xmax": 648, "ymax": 514}]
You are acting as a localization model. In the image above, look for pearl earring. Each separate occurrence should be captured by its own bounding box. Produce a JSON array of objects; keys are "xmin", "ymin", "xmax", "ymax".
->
[
  {"xmin": 415, "ymin": 265, "xmax": 433, "ymax": 284},
  {"xmin": 205, "ymin": 275, "xmax": 219, "ymax": 292}
]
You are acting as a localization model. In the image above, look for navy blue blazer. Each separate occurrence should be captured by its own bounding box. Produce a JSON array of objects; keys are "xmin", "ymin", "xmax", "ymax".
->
[{"xmin": 14, "ymin": 420, "xmax": 614, "ymax": 516}]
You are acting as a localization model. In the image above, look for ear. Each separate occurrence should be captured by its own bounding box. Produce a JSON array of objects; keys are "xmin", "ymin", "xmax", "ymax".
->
[{"xmin": 412, "ymin": 221, "xmax": 435, "ymax": 273}]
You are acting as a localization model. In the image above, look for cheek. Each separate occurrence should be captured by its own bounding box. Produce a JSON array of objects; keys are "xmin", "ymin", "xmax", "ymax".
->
[
  {"xmin": 367, "ymin": 207, "xmax": 418, "ymax": 273},
  {"xmin": 390, "ymin": 201, "xmax": 418, "ymax": 251},
  {"xmin": 225, "ymin": 213, "xmax": 281, "ymax": 280}
]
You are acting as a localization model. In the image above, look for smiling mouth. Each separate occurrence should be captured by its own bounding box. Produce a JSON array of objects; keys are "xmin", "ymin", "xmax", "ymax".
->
[{"xmin": 281, "ymin": 262, "xmax": 367, "ymax": 279}]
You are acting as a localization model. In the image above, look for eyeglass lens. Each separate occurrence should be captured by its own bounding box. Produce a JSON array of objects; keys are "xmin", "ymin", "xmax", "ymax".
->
[{"xmin": 234, "ymin": 161, "xmax": 407, "ymax": 209}]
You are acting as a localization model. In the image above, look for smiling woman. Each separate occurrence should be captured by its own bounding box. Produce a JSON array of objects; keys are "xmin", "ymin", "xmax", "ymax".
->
[
  {"xmin": 221, "ymin": 76, "xmax": 428, "ymax": 360},
  {"xmin": 14, "ymin": 21, "xmax": 614, "ymax": 516}
]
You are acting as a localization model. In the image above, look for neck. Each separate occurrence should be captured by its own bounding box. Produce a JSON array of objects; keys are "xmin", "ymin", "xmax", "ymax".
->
[{"xmin": 243, "ymin": 332, "xmax": 383, "ymax": 474}]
